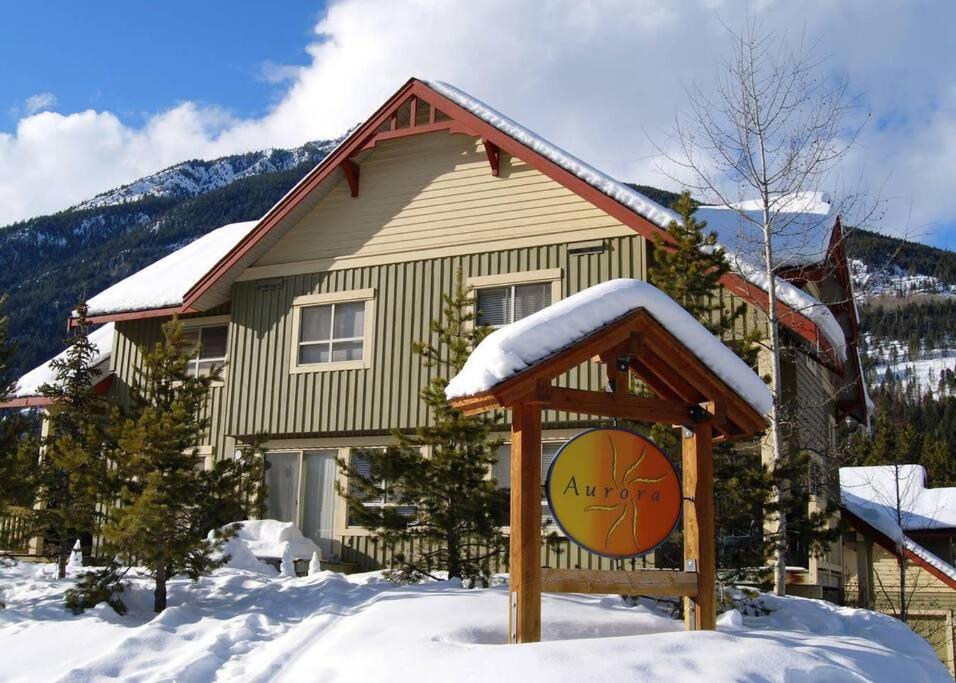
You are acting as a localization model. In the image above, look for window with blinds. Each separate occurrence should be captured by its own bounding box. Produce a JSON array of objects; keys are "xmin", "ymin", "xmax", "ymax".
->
[
  {"xmin": 476, "ymin": 282, "xmax": 552, "ymax": 328},
  {"xmin": 347, "ymin": 448, "xmax": 416, "ymax": 525}
]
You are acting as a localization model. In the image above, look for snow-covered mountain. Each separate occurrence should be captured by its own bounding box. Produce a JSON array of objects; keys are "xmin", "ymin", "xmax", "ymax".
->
[
  {"xmin": 0, "ymin": 136, "xmax": 343, "ymax": 373},
  {"xmin": 851, "ymin": 258, "xmax": 956, "ymax": 300},
  {"xmin": 74, "ymin": 140, "xmax": 341, "ymax": 211}
]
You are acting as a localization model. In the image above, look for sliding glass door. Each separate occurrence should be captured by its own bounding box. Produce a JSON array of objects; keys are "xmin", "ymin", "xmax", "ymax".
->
[{"xmin": 265, "ymin": 449, "xmax": 337, "ymax": 557}]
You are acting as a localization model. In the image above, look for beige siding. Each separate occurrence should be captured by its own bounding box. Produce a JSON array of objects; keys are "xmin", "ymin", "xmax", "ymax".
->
[
  {"xmin": 248, "ymin": 132, "xmax": 636, "ymax": 276},
  {"xmin": 870, "ymin": 544, "xmax": 956, "ymax": 674},
  {"xmin": 226, "ymin": 236, "xmax": 646, "ymax": 439}
]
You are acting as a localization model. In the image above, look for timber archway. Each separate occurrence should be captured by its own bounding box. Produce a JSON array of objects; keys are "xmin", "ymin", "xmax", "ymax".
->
[{"xmin": 447, "ymin": 279, "xmax": 769, "ymax": 644}]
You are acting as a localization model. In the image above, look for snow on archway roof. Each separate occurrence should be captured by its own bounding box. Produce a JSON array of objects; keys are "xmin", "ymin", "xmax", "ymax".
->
[
  {"xmin": 428, "ymin": 81, "xmax": 845, "ymax": 358},
  {"xmin": 10, "ymin": 322, "xmax": 115, "ymax": 399},
  {"xmin": 84, "ymin": 221, "xmax": 259, "ymax": 317},
  {"xmin": 445, "ymin": 279, "xmax": 773, "ymax": 417}
]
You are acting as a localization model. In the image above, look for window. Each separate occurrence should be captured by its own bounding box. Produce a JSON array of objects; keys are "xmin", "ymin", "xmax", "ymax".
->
[
  {"xmin": 468, "ymin": 269, "xmax": 562, "ymax": 329},
  {"xmin": 347, "ymin": 448, "xmax": 416, "ymax": 525},
  {"xmin": 182, "ymin": 324, "xmax": 228, "ymax": 378},
  {"xmin": 290, "ymin": 289, "xmax": 375, "ymax": 372},
  {"xmin": 299, "ymin": 301, "xmax": 365, "ymax": 364},
  {"xmin": 493, "ymin": 440, "xmax": 566, "ymax": 526},
  {"xmin": 477, "ymin": 283, "xmax": 552, "ymax": 328}
]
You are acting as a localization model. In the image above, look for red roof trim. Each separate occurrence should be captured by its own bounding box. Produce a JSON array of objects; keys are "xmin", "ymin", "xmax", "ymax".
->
[
  {"xmin": 0, "ymin": 374, "xmax": 114, "ymax": 410},
  {"xmin": 175, "ymin": 78, "xmax": 838, "ymax": 364},
  {"xmin": 843, "ymin": 506, "xmax": 956, "ymax": 590},
  {"xmin": 72, "ymin": 306, "xmax": 189, "ymax": 327}
]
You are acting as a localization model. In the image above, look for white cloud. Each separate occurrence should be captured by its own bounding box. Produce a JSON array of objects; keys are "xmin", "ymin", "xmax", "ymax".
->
[
  {"xmin": 1, "ymin": 0, "xmax": 954, "ymax": 244},
  {"xmin": 22, "ymin": 92, "xmax": 58, "ymax": 115}
]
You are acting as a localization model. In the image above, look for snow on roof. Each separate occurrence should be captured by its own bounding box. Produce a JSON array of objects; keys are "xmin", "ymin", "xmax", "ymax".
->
[
  {"xmin": 427, "ymin": 81, "xmax": 845, "ymax": 360},
  {"xmin": 726, "ymin": 253, "xmax": 847, "ymax": 362},
  {"xmin": 427, "ymin": 80, "xmax": 682, "ymax": 230},
  {"xmin": 11, "ymin": 323, "xmax": 115, "ymax": 399},
  {"xmin": 445, "ymin": 279, "xmax": 773, "ymax": 417},
  {"xmin": 697, "ymin": 192, "xmax": 838, "ymax": 269},
  {"xmin": 841, "ymin": 465, "xmax": 956, "ymax": 582},
  {"xmin": 84, "ymin": 221, "xmax": 259, "ymax": 317}
]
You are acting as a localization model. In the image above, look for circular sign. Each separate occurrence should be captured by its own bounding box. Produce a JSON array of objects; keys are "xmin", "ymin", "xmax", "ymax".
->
[{"xmin": 545, "ymin": 428, "xmax": 681, "ymax": 559}]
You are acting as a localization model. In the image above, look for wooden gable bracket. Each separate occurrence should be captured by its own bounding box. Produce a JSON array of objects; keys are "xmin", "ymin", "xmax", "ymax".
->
[
  {"xmin": 482, "ymin": 139, "xmax": 500, "ymax": 176},
  {"xmin": 341, "ymin": 159, "xmax": 360, "ymax": 198}
]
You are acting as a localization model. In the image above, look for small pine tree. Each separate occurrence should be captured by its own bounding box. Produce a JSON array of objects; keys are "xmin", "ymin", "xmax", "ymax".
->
[
  {"xmin": 34, "ymin": 304, "xmax": 113, "ymax": 578},
  {"xmin": 339, "ymin": 271, "xmax": 507, "ymax": 585},
  {"xmin": 103, "ymin": 318, "xmax": 233, "ymax": 612}
]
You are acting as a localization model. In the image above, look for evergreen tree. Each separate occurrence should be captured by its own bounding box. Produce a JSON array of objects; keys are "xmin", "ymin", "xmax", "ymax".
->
[
  {"xmin": 103, "ymin": 319, "xmax": 234, "ymax": 612},
  {"xmin": 339, "ymin": 272, "xmax": 507, "ymax": 585},
  {"xmin": 34, "ymin": 305, "xmax": 113, "ymax": 578},
  {"xmin": 0, "ymin": 294, "xmax": 38, "ymax": 513}
]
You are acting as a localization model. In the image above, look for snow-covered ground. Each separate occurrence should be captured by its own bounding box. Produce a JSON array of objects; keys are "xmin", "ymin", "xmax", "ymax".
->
[
  {"xmin": 0, "ymin": 561, "xmax": 948, "ymax": 682},
  {"xmin": 866, "ymin": 337, "xmax": 956, "ymax": 396}
]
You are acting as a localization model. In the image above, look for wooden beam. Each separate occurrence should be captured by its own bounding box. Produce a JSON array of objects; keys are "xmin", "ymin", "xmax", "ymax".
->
[
  {"xmin": 536, "ymin": 386, "xmax": 694, "ymax": 425},
  {"xmin": 599, "ymin": 332, "xmax": 642, "ymax": 394},
  {"xmin": 358, "ymin": 120, "xmax": 476, "ymax": 151},
  {"xmin": 409, "ymin": 96, "xmax": 418, "ymax": 126},
  {"xmin": 682, "ymin": 422, "xmax": 716, "ymax": 630},
  {"xmin": 490, "ymin": 311, "xmax": 647, "ymax": 407},
  {"xmin": 482, "ymin": 139, "xmax": 500, "ymax": 176},
  {"xmin": 341, "ymin": 160, "xmax": 360, "ymax": 198},
  {"xmin": 541, "ymin": 568, "xmax": 698, "ymax": 597},
  {"xmin": 510, "ymin": 403, "xmax": 542, "ymax": 644}
]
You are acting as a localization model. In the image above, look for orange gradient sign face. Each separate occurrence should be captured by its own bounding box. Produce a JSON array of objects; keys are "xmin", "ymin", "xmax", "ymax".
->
[{"xmin": 546, "ymin": 429, "xmax": 681, "ymax": 559}]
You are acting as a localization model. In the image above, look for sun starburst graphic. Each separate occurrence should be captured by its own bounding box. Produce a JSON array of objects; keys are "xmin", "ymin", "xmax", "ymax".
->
[{"xmin": 583, "ymin": 434, "xmax": 668, "ymax": 550}]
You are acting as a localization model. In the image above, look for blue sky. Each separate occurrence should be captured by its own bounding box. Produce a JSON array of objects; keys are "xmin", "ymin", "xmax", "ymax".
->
[
  {"xmin": 1, "ymin": 2, "xmax": 324, "ymax": 131},
  {"xmin": 1, "ymin": 1, "xmax": 955, "ymax": 251}
]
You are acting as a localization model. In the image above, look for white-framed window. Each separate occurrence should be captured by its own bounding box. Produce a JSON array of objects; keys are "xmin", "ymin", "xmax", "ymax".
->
[
  {"xmin": 347, "ymin": 448, "xmax": 416, "ymax": 525},
  {"xmin": 493, "ymin": 440, "xmax": 566, "ymax": 526},
  {"xmin": 180, "ymin": 319, "xmax": 229, "ymax": 380},
  {"xmin": 468, "ymin": 269, "xmax": 562, "ymax": 329},
  {"xmin": 290, "ymin": 289, "xmax": 375, "ymax": 373}
]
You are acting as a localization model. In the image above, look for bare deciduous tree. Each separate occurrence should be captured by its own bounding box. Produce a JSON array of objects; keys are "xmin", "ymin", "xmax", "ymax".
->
[{"xmin": 657, "ymin": 20, "xmax": 867, "ymax": 595}]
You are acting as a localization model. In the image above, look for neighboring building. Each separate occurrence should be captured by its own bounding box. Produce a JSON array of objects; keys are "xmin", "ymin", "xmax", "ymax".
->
[
  {"xmin": 841, "ymin": 465, "xmax": 956, "ymax": 674},
  {"xmin": 2, "ymin": 79, "xmax": 868, "ymax": 593}
]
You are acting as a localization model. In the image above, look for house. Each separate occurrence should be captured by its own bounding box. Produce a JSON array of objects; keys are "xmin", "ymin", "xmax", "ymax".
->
[
  {"xmin": 2, "ymin": 78, "xmax": 869, "ymax": 595},
  {"xmin": 841, "ymin": 465, "xmax": 956, "ymax": 674}
]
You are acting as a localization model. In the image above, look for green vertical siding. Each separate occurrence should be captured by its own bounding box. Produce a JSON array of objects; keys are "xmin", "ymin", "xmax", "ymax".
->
[
  {"xmin": 224, "ymin": 236, "xmax": 647, "ymax": 439},
  {"xmin": 111, "ymin": 317, "xmax": 232, "ymax": 458}
]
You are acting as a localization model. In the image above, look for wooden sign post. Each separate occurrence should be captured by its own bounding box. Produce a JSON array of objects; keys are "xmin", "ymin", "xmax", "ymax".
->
[{"xmin": 450, "ymin": 308, "xmax": 766, "ymax": 644}]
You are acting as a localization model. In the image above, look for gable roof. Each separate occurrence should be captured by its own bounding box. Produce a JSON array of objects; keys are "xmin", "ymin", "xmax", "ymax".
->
[
  {"xmin": 447, "ymin": 279, "xmax": 772, "ymax": 418},
  {"xmin": 77, "ymin": 78, "xmax": 849, "ymax": 373},
  {"xmin": 0, "ymin": 323, "xmax": 115, "ymax": 408},
  {"xmin": 82, "ymin": 221, "xmax": 258, "ymax": 323},
  {"xmin": 185, "ymin": 79, "xmax": 846, "ymax": 363},
  {"xmin": 447, "ymin": 279, "xmax": 769, "ymax": 441},
  {"xmin": 841, "ymin": 465, "xmax": 956, "ymax": 589}
]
